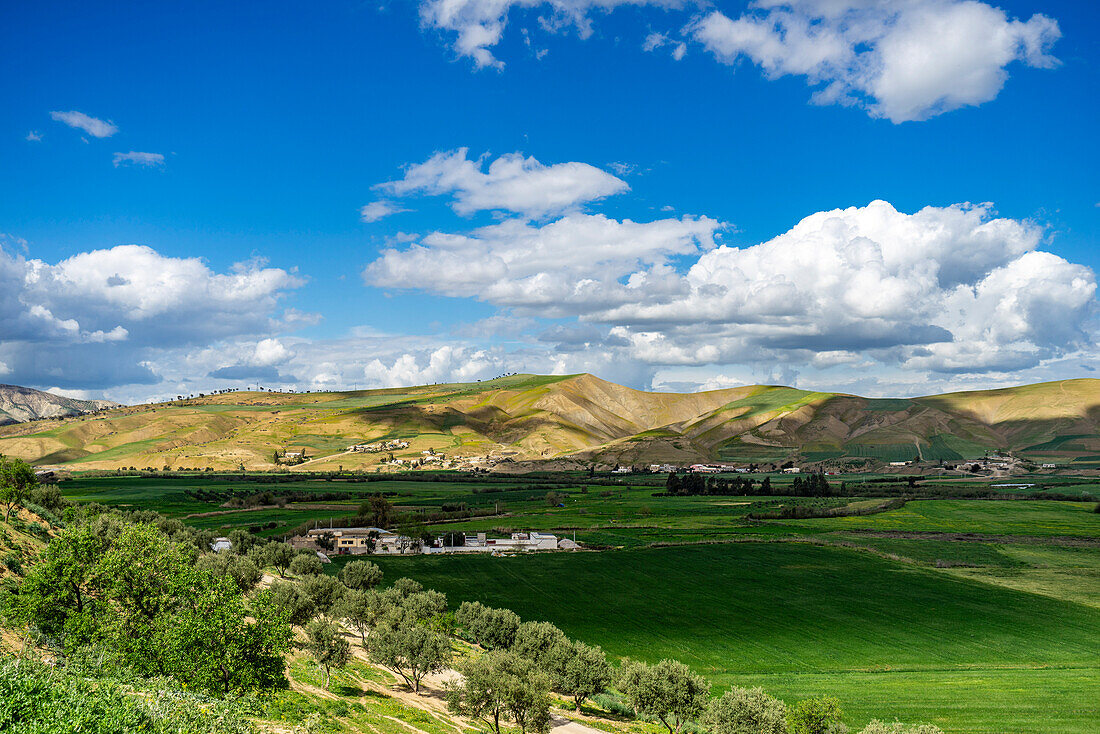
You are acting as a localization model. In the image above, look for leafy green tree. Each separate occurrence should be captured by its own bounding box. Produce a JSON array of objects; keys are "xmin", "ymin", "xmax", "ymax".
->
[
  {"xmin": 554, "ymin": 640, "xmax": 612, "ymax": 710},
  {"xmin": 266, "ymin": 542, "xmax": 295, "ymax": 577},
  {"xmin": 167, "ymin": 572, "xmax": 292, "ymax": 694},
  {"xmin": 195, "ymin": 551, "xmax": 262, "ymax": 593},
  {"xmin": 511, "ymin": 620, "xmax": 568, "ymax": 665},
  {"xmin": 616, "ymin": 659, "xmax": 709, "ymax": 734},
  {"xmin": 448, "ymin": 648, "xmax": 552, "ymax": 734},
  {"xmin": 0, "ymin": 457, "xmax": 37, "ymax": 523},
  {"xmin": 14, "ymin": 521, "xmax": 292, "ymax": 694},
  {"xmin": 335, "ymin": 588, "xmax": 379, "ymax": 646},
  {"xmin": 359, "ymin": 494, "xmax": 395, "ymax": 528},
  {"xmin": 305, "ymin": 617, "xmax": 351, "ymax": 689},
  {"xmin": 703, "ymin": 687, "xmax": 787, "ymax": 734},
  {"xmin": 788, "ymin": 697, "xmax": 847, "ymax": 734},
  {"xmin": 339, "ymin": 559, "xmax": 383, "ymax": 590},
  {"xmin": 457, "ymin": 601, "xmax": 520, "ymax": 649},
  {"xmin": 301, "ymin": 574, "xmax": 346, "ymax": 618},
  {"xmin": 368, "ymin": 621, "xmax": 452, "ymax": 693},
  {"xmin": 6, "ymin": 523, "xmax": 110, "ymax": 648},
  {"xmin": 269, "ymin": 579, "xmax": 317, "ymax": 625},
  {"xmin": 289, "ymin": 553, "xmax": 323, "ymax": 577}
]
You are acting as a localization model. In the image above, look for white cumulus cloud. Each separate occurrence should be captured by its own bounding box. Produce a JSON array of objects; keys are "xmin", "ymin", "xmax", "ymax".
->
[
  {"xmin": 376, "ymin": 148, "xmax": 629, "ymax": 218},
  {"xmin": 364, "ymin": 212, "xmax": 721, "ymax": 315},
  {"xmin": 690, "ymin": 0, "xmax": 1061, "ymax": 122},
  {"xmin": 50, "ymin": 110, "xmax": 119, "ymax": 138},
  {"xmin": 415, "ymin": 0, "xmax": 1060, "ymax": 122},
  {"xmin": 0, "ymin": 244, "xmax": 305, "ymax": 389}
]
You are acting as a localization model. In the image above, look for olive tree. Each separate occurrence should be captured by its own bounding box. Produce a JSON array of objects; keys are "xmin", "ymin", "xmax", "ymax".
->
[
  {"xmin": 339, "ymin": 559, "xmax": 383, "ymax": 590},
  {"xmin": 267, "ymin": 542, "xmax": 295, "ymax": 577},
  {"xmin": 195, "ymin": 551, "xmax": 262, "ymax": 593},
  {"xmin": 789, "ymin": 697, "xmax": 847, "ymax": 734},
  {"xmin": 554, "ymin": 640, "xmax": 612, "ymax": 710},
  {"xmin": 301, "ymin": 574, "xmax": 346, "ymax": 618},
  {"xmin": 448, "ymin": 648, "xmax": 552, "ymax": 734},
  {"xmin": 511, "ymin": 620, "xmax": 568, "ymax": 665},
  {"xmin": 617, "ymin": 659, "xmax": 709, "ymax": 734},
  {"xmin": 305, "ymin": 617, "xmax": 351, "ymax": 689},
  {"xmin": 368, "ymin": 621, "xmax": 452, "ymax": 693},
  {"xmin": 457, "ymin": 601, "xmax": 520, "ymax": 649},
  {"xmin": 0, "ymin": 457, "xmax": 37, "ymax": 523},
  {"xmin": 703, "ymin": 687, "xmax": 787, "ymax": 734},
  {"xmin": 289, "ymin": 553, "xmax": 323, "ymax": 577},
  {"xmin": 268, "ymin": 580, "xmax": 316, "ymax": 625}
]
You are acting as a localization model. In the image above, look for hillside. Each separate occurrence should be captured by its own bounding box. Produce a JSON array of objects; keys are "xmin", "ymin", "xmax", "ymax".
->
[
  {"xmin": 3, "ymin": 374, "xmax": 1100, "ymax": 470},
  {"xmin": 0, "ymin": 384, "xmax": 119, "ymax": 426}
]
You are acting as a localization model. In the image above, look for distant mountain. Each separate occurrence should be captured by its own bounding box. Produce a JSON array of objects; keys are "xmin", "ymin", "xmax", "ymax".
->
[
  {"xmin": 1, "ymin": 374, "xmax": 1099, "ymax": 469},
  {"xmin": 0, "ymin": 384, "xmax": 120, "ymax": 427}
]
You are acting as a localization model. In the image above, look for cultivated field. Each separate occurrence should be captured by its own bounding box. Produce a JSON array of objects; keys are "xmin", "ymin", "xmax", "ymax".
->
[{"xmin": 57, "ymin": 471, "xmax": 1100, "ymax": 732}]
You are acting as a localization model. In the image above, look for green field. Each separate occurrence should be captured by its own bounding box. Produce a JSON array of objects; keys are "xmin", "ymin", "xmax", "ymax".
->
[
  {"xmin": 774, "ymin": 499, "xmax": 1099, "ymax": 537},
  {"xmin": 345, "ymin": 542, "xmax": 1100, "ymax": 733},
  {"xmin": 57, "ymin": 473, "xmax": 1100, "ymax": 732}
]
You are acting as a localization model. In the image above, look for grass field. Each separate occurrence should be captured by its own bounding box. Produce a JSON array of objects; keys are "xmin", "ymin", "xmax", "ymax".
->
[
  {"xmin": 775, "ymin": 499, "xmax": 1100, "ymax": 537},
  {"xmin": 342, "ymin": 542, "xmax": 1100, "ymax": 733},
  {"xmin": 55, "ymin": 473, "xmax": 1100, "ymax": 731}
]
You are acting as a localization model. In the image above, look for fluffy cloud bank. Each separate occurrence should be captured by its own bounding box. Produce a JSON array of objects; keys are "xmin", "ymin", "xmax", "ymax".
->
[
  {"xmin": 416, "ymin": 0, "xmax": 1060, "ymax": 121},
  {"xmin": 365, "ymin": 212, "xmax": 720, "ymax": 315},
  {"xmin": 691, "ymin": 0, "xmax": 1061, "ymax": 122},
  {"xmin": 0, "ymin": 245, "xmax": 304, "ymax": 388},
  {"xmin": 363, "ymin": 199, "xmax": 1097, "ymax": 377}
]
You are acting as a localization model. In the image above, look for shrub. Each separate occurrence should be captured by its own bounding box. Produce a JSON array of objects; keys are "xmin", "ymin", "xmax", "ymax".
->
[
  {"xmin": 0, "ymin": 657, "xmax": 258, "ymax": 734},
  {"xmin": 703, "ymin": 686, "xmax": 787, "ymax": 734},
  {"xmin": 289, "ymin": 554, "xmax": 323, "ymax": 577},
  {"xmin": 789, "ymin": 697, "xmax": 847, "ymax": 734}
]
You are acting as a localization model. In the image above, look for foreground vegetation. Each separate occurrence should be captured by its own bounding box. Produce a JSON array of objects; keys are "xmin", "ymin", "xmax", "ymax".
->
[{"xmin": 2, "ymin": 461, "xmax": 1095, "ymax": 732}]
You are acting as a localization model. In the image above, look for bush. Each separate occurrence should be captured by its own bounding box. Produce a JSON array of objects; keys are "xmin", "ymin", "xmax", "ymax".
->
[
  {"xmin": 289, "ymin": 554, "xmax": 323, "ymax": 577},
  {"xmin": 0, "ymin": 657, "xmax": 258, "ymax": 734},
  {"xmin": 2, "ymin": 552, "xmax": 22, "ymax": 575},
  {"xmin": 703, "ymin": 686, "xmax": 787, "ymax": 734},
  {"xmin": 789, "ymin": 697, "xmax": 847, "ymax": 734}
]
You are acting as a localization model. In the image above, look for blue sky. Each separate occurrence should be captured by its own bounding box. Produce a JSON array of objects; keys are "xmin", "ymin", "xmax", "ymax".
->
[{"xmin": 1, "ymin": 0, "xmax": 1097, "ymax": 402}]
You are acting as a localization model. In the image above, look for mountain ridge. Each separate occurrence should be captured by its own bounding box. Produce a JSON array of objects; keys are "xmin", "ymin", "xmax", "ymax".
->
[
  {"xmin": 2, "ymin": 373, "xmax": 1100, "ymax": 470},
  {"xmin": 0, "ymin": 384, "xmax": 120, "ymax": 427}
]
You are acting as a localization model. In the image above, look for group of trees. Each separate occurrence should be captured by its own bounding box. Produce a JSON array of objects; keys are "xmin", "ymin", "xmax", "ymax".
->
[
  {"xmin": 264, "ymin": 556, "xmax": 455, "ymax": 693},
  {"xmin": 663, "ymin": 472, "xmax": 832, "ymax": 498},
  {"xmin": 2, "ymin": 515, "xmax": 293, "ymax": 695},
  {"xmin": 451, "ymin": 602, "xmax": 614, "ymax": 731}
]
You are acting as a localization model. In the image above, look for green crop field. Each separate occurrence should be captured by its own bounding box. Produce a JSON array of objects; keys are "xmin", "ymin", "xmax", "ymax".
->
[
  {"xmin": 344, "ymin": 542, "xmax": 1100, "ymax": 733},
  {"xmin": 772, "ymin": 499, "xmax": 1100, "ymax": 537},
  {"xmin": 56, "ymin": 472, "xmax": 1100, "ymax": 731}
]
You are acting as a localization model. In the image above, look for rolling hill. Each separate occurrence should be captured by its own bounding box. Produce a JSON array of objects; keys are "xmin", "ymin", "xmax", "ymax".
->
[
  {"xmin": 3, "ymin": 373, "xmax": 1100, "ymax": 470},
  {"xmin": 0, "ymin": 384, "xmax": 119, "ymax": 427}
]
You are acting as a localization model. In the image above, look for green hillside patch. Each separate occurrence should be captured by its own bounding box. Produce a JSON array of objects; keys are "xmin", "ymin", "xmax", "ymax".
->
[
  {"xmin": 359, "ymin": 542, "xmax": 1100, "ymax": 733},
  {"xmin": 717, "ymin": 387, "xmax": 832, "ymax": 420},
  {"xmin": 862, "ymin": 398, "xmax": 913, "ymax": 412}
]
